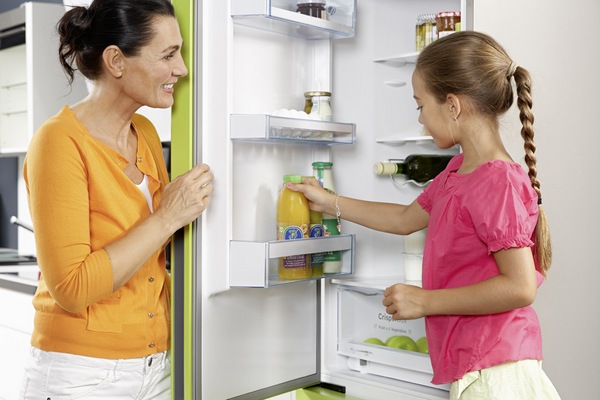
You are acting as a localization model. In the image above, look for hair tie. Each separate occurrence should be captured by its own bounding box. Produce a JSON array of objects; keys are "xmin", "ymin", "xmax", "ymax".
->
[
  {"xmin": 507, "ymin": 62, "xmax": 518, "ymax": 78},
  {"xmin": 537, "ymin": 197, "xmax": 542, "ymax": 205}
]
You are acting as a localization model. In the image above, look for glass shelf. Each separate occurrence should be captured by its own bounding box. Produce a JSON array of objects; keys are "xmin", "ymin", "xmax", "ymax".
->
[
  {"xmin": 331, "ymin": 276, "xmax": 404, "ymax": 291},
  {"xmin": 230, "ymin": 234, "xmax": 355, "ymax": 288},
  {"xmin": 374, "ymin": 52, "xmax": 419, "ymax": 67},
  {"xmin": 384, "ymin": 81, "xmax": 406, "ymax": 88},
  {"xmin": 231, "ymin": 0, "xmax": 356, "ymax": 40},
  {"xmin": 375, "ymin": 135, "xmax": 435, "ymax": 146},
  {"xmin": 231, "ymin": 114, "xmax": 355, "ymax": 145}
]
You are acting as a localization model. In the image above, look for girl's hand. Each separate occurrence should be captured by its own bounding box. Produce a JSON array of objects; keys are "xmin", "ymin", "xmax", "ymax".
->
[
  {"xmin": 287, "ymin": 176, "xmax": 336, "ymax": 214},
  {"xmin": 382, "ymin": 283, "xmax": 427, "ymax": 320}
]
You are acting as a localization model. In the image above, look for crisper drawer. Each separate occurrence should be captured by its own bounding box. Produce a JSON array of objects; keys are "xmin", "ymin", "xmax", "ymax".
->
[{"xmin": 335, "ymin": 280, "xmax": 449, "ymax": 391}]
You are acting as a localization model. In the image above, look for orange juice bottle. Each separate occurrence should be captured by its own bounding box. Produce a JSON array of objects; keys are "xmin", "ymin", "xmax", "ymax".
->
[{"xmin": 277, "ymin": 175, "xmax": 311, "ymax": 279}]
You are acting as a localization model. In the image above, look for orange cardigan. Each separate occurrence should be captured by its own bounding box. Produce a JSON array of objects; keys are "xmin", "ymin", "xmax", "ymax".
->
[{"xmin": 24, "ymin": 106, "xmax": 171, "ymax": 359}]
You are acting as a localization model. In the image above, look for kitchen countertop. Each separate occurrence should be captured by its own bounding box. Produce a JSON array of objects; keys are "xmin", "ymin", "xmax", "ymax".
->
[{"xmin": 0, "ymin": 265, "xmax": 39, "ymax": 295}]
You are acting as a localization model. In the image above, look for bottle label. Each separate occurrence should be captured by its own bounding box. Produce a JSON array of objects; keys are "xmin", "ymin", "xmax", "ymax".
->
[
  {"xmin": 310, "ymin": 223, "xmax": 324, "ymax": 265},
  {"xmin": 323, "ymin": 251, "xmax": 341, "ymax": 263},
  {"xmin": 283, "ymin": 254, "xmax": 309, "ymax": 269},
  {"xmin": 309, "ymin": 224, "xmax": 323, "ymax": 238},
  {"xmin": 281, "ymin": 225, "xmax": 307, "ymax": 240},
  {"xmin": 311, "ymin": 253, "xmax": 325, "ymax": 265},
  {"xmin": 322, "ymin": 218, "xmax": 340, "ymax": 236},
  {"xmin": 322, "ymin": 217, "xmax": 342, "ymax": 266},
  {"xmin": 279, "ymin": 225, "xmax": 309, "ymax": 270}
]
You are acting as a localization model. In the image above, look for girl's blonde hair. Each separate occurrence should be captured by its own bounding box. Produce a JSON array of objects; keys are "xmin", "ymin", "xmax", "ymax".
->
[{"xmin": 415, "ymin": 31, "xmax": 552, "ymax": 276}]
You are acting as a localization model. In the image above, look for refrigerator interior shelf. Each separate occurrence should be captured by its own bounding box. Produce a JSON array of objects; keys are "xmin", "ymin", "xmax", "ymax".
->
[
  {"xmin": 384, "ymin": 81, "xmax": 406, "ymax": 87},
  {"xmin": 331, "ymin": 276, "xmax": 403, "ymax": 292},
  {"xmin": 230, "ymin": 234, "xmax": 355, "ymax": 288},
  {"xmin": 374, "ymin": 52, "xmax": 419, "ymax": 67},
  {"xmin": 231, "ymin": 0, "xmax": 355, "ymax": 39},
  {"xmin": 231, "ymin": 114, "xmax": 355, "ymax": 145},
  {"xmin": 375, "ymin": 135, "xmax": 435, "ymax": 146}
]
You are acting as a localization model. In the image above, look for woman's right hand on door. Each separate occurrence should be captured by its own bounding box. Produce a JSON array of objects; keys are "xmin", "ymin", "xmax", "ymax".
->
[{"xmin": 155, "ymin": 163, "xmax": 214, "ymax": 232}]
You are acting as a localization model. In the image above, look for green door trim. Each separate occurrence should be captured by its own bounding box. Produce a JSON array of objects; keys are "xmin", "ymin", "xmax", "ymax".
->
[{"xmin": 170, "ymin": 0, "xmax": 194, "ymax": 399}]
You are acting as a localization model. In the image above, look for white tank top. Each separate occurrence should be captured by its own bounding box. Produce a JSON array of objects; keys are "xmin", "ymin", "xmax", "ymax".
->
[{"xmin": 136, "ymin": 174, "xmax": 153, "ymax": 212}]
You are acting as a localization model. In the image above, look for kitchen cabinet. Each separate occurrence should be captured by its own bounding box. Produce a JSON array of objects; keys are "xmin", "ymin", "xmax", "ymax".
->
[
  {"xmin": 0, "ymin": 2, "xmax": 86, "ymax": 155},
  {"xmin": 0, "ymin": 284, "xmax": 35, "ymax": 399}
]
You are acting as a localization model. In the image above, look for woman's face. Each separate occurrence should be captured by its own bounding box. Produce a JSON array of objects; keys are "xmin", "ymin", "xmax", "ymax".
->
[
  {"xmin": 122, "ymin": 16, "xmax": 188, "ymax": 109},
  {"xmin": 412, "ymin": 71, "xmax": 456, "ymax": 149}
]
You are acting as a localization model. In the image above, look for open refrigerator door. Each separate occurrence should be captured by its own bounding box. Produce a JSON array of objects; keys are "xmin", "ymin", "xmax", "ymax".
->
[{"xmin": 170, "ymin": 0, "xmax": 471, "ymax": 398}]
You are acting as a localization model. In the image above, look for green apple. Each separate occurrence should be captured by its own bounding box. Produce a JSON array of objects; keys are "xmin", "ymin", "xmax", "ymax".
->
[
  {"xmin": 363, "ymin": 337, "xmax": 385, "ymax": 346},
  {"xmin": 386, "ymin": 335, "xmax": 418, "ymax": 352},
  {"xmin": 416, "ymin": 336, "xmax": 429, "ymax": 354}
]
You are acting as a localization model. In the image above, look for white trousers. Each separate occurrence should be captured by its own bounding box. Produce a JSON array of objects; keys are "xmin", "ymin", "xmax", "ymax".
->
[{"xmin": 19, "ymin": 347, "xmax": 171, "ymax": 400}]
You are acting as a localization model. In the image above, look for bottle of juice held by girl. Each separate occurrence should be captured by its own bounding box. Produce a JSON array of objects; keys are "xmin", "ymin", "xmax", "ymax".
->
[{"xmin": 277, "ymin": 175, "xmax": 311, "ymax": 279}]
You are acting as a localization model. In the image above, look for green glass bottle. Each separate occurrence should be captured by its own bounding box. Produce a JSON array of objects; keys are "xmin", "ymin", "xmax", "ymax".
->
[{"xmin": 373, "ymin": 154, "xmax": 453, "ymax": 183}]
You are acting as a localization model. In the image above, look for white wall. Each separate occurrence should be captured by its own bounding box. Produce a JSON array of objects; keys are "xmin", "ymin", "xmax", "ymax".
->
[{"xmin": 474, "ymin": 1, "xmax": 600, "ymax": 398}]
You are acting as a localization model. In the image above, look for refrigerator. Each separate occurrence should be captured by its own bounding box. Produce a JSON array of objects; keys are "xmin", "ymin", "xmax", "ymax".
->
[{"xmin": 169, "ymin": 0, "xmax": 470, "ymax": 399}]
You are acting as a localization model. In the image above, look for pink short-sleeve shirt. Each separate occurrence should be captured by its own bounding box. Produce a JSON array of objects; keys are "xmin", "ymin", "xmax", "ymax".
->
[{"xmin": 417, "ymin": 154, "xmax": 544, "ymax": 385}]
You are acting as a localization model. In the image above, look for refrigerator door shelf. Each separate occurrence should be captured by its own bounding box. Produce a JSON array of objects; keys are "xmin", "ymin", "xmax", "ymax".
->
[
  {"xmin": 231, "ymin": 114, "xmax": 356, "ymax": 145},
  {"xmin": 230, "ymin": 234, "xmax": 355, "ymax": 288},
  {"xmin": 231, "ymin": 0, "xmax": 356, "ymax": 40}
]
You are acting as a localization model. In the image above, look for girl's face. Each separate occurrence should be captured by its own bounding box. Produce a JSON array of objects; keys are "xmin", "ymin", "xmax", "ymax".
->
[
  {"xmin": 412, "ymin": 71, "xmax": 456, "ymax": 149},
  {"xmin": 122, "ymin": 16, "xmax": 188, "ymax": 110}
]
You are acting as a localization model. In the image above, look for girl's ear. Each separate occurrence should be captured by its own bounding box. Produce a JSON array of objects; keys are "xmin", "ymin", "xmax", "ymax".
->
[
  {"xmin": 446, "ymin": 93, "xmax": 462, "ymax": 120},
  {"xmin": 103, "ymin": 45, "xmax": 124, "ymax": 79}
]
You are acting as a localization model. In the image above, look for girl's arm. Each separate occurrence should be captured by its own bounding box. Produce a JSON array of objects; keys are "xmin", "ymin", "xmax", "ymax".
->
[
  {"xmin": 382, "ymin": 246, "xmax": 539, "ymax": 319},
  {"xmin": 289, "ymin": 177, "xmax": 429, "ymax": 235}
]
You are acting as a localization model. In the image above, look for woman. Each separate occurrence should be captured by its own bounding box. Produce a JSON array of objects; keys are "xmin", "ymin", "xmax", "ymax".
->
[
  {"xmin": 19, "ymin": 0, "xmax": 213, "ymax": 398},
  {"xmin": 290, "ymin": 31, "xmax": 560, "ymax": 399}
]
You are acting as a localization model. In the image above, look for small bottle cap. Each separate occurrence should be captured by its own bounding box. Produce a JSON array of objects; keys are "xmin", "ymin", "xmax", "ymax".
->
[
  {"xmin": 283, "ymin": 174, "xmax": 303, "ymax": 184},
  {"xmin": 297, "ymin": 0, "xmax": 326, "ymax": 5},
  {"xmin": 312, "ymin": 161, "xmax": 333, "ymax": 168},
  {"xmin": 304, "ymin": 91, "xmax": 332, "ymax": 98}
]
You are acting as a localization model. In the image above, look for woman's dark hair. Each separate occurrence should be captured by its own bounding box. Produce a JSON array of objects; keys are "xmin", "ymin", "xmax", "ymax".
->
[
  {"xmin": 416, "ymin": 31, "xmax": 552, "ymax": 276},
  {"xmin": 57, "ymin": 0, "xmax": 175, "ymax": 84}
]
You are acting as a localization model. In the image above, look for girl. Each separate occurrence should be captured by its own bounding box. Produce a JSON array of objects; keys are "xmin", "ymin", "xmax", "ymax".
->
[{"xmin": 290, "ymin": 31, "xmax": 560, "ymax": 399}]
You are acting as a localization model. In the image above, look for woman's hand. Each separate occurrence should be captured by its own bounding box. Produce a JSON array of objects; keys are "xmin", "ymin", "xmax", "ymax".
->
[
  {"xmin": 107, "ymin": 163, "xmax": 213, "ymax": 290},
  {"xmin": 156, "ymin": 163, "xmax": 214, "ymax": 233},
  {"xmin": 382, "ymin": 283, "xmax": 428, "ymax": 320}
]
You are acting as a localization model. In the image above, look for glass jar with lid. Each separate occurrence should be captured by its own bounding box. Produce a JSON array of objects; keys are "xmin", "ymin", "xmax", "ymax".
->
[
  {"xmin": 296, "ymin": 1, "xmax": 327, "ymax": 20},
  {"xmin": 304, "ymin": 91, "xmax": 332, "ymax": 118},
  {"xmin": 435, "ymin": 11, "xmax": 460, "ymax": 39}
]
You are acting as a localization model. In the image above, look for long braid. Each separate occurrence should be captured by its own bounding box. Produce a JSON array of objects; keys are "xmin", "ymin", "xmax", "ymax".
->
[{"xmin": 514, "ymin": 67, "xmax": 553, "ymax": 276}]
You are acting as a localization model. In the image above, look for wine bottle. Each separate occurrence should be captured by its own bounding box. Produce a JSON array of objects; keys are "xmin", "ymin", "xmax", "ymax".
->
[{"xmin": 373, "ymin": 154, "xmax": 454, "ymax": 183}]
